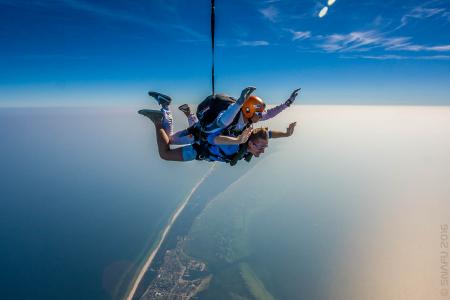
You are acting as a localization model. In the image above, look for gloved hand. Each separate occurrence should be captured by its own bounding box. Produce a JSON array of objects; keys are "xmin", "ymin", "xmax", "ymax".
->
[
  {"xmin": 285, "ymin": 88, "xmax": 301, "ymax": 107},
  {"xmin": 237, "ymin": 86, "xmax": 256, "ymax": 105}
]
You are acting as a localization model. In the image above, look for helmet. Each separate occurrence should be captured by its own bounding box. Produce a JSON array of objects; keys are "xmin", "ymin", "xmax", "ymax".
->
[{"xmin": 241, "ymin": 95, "xmax": 265, "ymax": 119}]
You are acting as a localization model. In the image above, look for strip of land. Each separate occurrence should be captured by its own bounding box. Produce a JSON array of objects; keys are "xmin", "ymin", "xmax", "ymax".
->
[{"xmin": 125, "ymin": 164, "xmax": 216, "ymax": 300}]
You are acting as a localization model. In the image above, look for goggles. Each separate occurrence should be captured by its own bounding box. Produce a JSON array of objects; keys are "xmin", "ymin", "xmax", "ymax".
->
[{"xmin": 250, "ymin": 140, "xmax": 267, "ymax": 151}]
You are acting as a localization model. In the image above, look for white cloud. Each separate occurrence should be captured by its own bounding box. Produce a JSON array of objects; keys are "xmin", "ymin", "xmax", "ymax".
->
[
  {"xmin": 347, "ymin": 54, "xmax": 450, "ymax": 61},
  {"xmin": 292, "ymin": 31, "xmax": 311, "ymax": 41},
  {"xmin": 318, "ymin": 30, "xmax": 450, "ymax": 53},
  {"xmin": 285, "ymin": 29, "xmax": 311, "ymax": 41},
  {"xmin": 358, "ymin": 54, "xmax": 408, "ymax": 60},
  {"xmin": 414, "ymin": 55, "xmax": 450, "ymax": 60},
  {"xmin": 259, "ymin": 6, "xmax": 279, "ymax": 22},
  {"xmin": 379, "ymin": 36, "xmax": 412, "ymax": 50},
  {"xmin": 426, "ymin": 45, "xmax": 450, "ymax": 51},
  {"xmin": 397, "ymin": 5, "xmax": 447, "ymax": 29},
  {"xmin": 239, "ymin": 40, "xmax": 270, "ymax": 47},
  {"xmin": 319, "ymin": 31, "xmax": 386, "ymax": 52},
  {"xmin": 387, "ymin": 42, "xmax": 450, "ymax": 52}
]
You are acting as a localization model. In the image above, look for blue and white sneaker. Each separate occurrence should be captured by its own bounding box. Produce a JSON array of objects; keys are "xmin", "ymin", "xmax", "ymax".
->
[
  {"xmin": 138, "ymin": 109, "xmax": 163, "ymax": 123},
  {"xmin": 148, "ymin": 91, "xmax": 172, "ymax": 107},
  {"xmin": 178, "ymin": 104, "xmax": 191, "ymax": 115}
]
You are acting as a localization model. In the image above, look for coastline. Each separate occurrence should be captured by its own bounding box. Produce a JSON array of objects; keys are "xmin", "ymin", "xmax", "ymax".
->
[{"xmin": 124, "ymin": 164, "xmax": 216, "ymax": 300}]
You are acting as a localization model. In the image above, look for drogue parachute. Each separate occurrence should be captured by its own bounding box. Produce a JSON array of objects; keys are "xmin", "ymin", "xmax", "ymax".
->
[{"xmin": 319, "ymin": 6, "xmax": 328, "ymax": 18}]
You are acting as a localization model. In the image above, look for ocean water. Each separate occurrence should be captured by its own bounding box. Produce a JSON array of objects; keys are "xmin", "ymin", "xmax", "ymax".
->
[
  {"xmin": 0, "ymin": 107, "xmax": 210, "ymax": 300},
  {"xmin": 2, "ymin": 106, "xmax": 449, "ymax": 300}
]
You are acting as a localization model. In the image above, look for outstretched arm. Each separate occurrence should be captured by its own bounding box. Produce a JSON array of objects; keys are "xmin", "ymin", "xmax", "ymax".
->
[
  {"xmin": 269, "ymin": 122, "xmax": 297, "ymax": 139},
  {"xmin": 213, "ymin": 127, "xmax": 252, "ymax": 145},
  {"xmin": 261, "ymin": 88, "xmax": 301, "ymax": 121},
  {"xmin": 215, "ymin": 86, "xmax": 256, "ymax": 128},
  {"xmin": 261, "ymin": 103, "xmax": 288, "ymax": 121}
]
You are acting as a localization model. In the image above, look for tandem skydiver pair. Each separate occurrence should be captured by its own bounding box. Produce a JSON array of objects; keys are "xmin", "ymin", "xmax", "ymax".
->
[{"xmin": 138, "ymin": 86, "xmax": 299, "ymax": 165}]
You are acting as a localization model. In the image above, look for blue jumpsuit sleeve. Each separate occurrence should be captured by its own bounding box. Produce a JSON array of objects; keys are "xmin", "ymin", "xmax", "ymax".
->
[
  {"xmin": 205, "ymin": 102, "xmax": 242, "ymax": 132},
  {"xmin": 207, "ymin": 132, "xmax": 219, "ymax": 144}
]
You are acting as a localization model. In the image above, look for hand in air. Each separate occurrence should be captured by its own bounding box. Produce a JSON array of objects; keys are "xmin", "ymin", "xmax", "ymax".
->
[
  {"xmin": 237, "ymin": 86, "xmax": 256, "ymax": 105},
  {"xmin": 285, "ymin": 88, "xmax": 301, "ymax": 107},
  {"xmin": 237, "ymin": 127, "xmax": 253, "ymax": 144},
  {"xmin": 285, "ymin": 122, "xmax": 297, "ymax": 136}
]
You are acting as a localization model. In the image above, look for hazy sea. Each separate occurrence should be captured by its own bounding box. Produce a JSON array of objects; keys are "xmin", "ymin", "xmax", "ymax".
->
[
  {"xmin": 0, "ymin": 107, "xmax": 210, "ymax": 300},
  {"xmin": 1, "ymin": 106, "xmax": 449, "ymax": 300}
]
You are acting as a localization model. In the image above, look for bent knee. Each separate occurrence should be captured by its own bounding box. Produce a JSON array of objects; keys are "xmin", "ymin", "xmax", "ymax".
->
[
  {"xmin": 158, "ymin": 147, "xmax": 185, "ymax": 161},
  {"xmin": 158, "ymin": 149, "xmax": 171, "ymax": 160}
]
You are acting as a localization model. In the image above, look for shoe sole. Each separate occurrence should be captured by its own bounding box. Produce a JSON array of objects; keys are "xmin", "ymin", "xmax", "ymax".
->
[
  {"xmin": 148, "ymin": 92, "xmax": 171, "ymax": 106},
  {"xmin": 178, "ymin": 104, "xmax": 190, "ymax": 113},
  {"xmin": 138, "ymin": 109, "xmax": 163, "ymax": 121}
]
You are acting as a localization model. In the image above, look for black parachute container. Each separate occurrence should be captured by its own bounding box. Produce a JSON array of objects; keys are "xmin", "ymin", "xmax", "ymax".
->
[{"xmin": 196, "ymin": 94, "xmax": 236, "ymax": 129}]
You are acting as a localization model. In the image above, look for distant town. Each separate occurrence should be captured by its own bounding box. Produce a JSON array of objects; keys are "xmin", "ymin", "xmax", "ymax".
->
[{"xmin": 140, "ymin": 237, "xmax": 211, "ymax": 300}]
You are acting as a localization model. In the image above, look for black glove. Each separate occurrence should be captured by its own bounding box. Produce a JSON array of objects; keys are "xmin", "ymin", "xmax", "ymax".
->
[
  {"xmin": 237, "ymin": 86, "xmax": 256, "ymax": 105},
  {"xmin": 285, "ymin": 88, "xmax": 301, "ymax": 107}
]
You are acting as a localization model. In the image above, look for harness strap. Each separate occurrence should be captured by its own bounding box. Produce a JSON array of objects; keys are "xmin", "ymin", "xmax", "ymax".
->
[
  {"xmin": 192, "ymin": 141, "xmax": 247, "ymax": 165},
  {"xmin": 192, "ymin": 142, "xmax": 233, "ymax": 163},
  {"xmin": 221, "ymin": 116, "xmax": 252, "ymax": 138}
]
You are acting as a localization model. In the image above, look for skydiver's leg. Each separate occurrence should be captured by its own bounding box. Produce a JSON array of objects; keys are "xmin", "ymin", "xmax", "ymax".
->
[
  {"xmin": 160, "ymin": 107, "xmax": 197, "ymax": 145},
  {"xmin": 156, "ymin": 104, "xmax": 197, "ymax": 145},
  {"xmin": 186, "ymin": 113, "xmax": 199, "ymax": 127},
  {"xmin": 179, "ymin": 104, "xmax": 199, "ymax": 127},
  {"xmin": 187, "ymin": 114, "xmax": 199, "ymax": 126},
  {"xmin": 148, "ymin": 91, "xmax": 174, "ymax": 136},
  {"xmin": 148, "ymin": 91, "xmax": 172, "ymax": 107},
  {"xmin": 138, "ymin": 109, "xmax": 186, "ymax": 161},
  {"xmin": 169, "ymin": 129, "xmax": 195, "ymax": 145},
  {"xmin": 154, "ymin": 125, "xmax": 185, "ymax": 161},
  {"xmin": 154, "ymin": 127, "xmax": 197, "ymax": 161},
  {"xmin": 160, "ymin": 107, "xmax": 174, "ymax": 137}
]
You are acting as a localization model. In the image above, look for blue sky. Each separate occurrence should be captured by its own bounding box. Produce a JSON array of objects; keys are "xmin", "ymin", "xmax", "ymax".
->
[{"xmin": 0, "ymin": 0, "xmax": 449, "ymax": 106}]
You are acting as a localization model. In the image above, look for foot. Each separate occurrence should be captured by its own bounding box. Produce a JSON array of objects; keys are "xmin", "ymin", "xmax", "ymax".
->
[
  {"xmin": 148, "ymin": 91, "xmax": 172, "ymax": 107},
  {"xmin": 178, "ymin": 104, "xmax": 192, "ymax": 116},
  {"xmin": 138, "ymin": 109, "xmax": 163, "ymax": 124}
]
